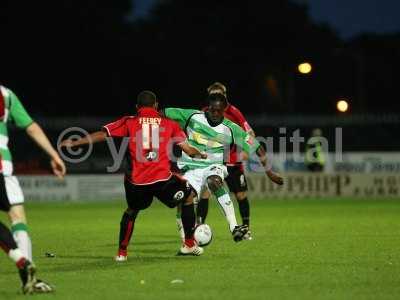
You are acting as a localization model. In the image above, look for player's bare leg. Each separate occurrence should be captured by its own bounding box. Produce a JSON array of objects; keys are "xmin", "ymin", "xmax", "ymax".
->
[
  {"xmin": 178, "ymin": 191, "xmax": 204, "ymax": 256},
  {"xmin": 115, "ymin": 208, "xmax": 139, "ymax": 261},
  {"xmin": 175, "ymin": 205, "xmax": 185, "ymax": 243},
  {"xmin": 206, "ymin": 175, "xmax": 248, "ymax": 242},
  {"xmin": 7, "ymin": 205, "xmax": 33, "ymax": 261}
]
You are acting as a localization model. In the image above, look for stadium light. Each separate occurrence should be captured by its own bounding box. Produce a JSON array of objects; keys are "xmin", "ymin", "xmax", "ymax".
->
[
  {"xmin": 336, "ymin": 99, "xmax": 349, "ymax": 113},
  {"xmin": 298, "ymin": 62, "xmax": 312, "ymax": 74}
]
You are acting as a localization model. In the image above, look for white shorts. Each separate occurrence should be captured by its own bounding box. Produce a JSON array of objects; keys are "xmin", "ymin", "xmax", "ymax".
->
[
  {"xmin": 4, "ymin": 176, "xmax": 24, "ymax": 206},
  {"xmin": 182, "ymin": 164, "xmax": 228, "ymax": 196}
]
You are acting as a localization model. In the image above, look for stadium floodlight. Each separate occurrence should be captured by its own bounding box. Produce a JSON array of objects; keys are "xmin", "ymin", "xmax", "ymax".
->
[
  {"xmin": 298, "ymin": 62, "xmax": 312, "ymax": 74},
  {"xmin": 336, "ymin": 99, "xmax": 349, "ymax": 113}
]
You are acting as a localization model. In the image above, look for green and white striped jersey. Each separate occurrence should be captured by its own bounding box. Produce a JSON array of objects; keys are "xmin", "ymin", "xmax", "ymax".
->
[
  {"xmin": 165, "ymin": 108, "xmax": 260, "ymax": 171},
  {"xmin": 0, "ymin": 86, "xmax": 34, "ymax": 175}
]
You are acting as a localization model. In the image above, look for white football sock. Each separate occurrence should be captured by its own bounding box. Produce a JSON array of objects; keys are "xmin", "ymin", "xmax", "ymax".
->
[
  {"xmin": 8, "ymin": 248, "xmax": 24, "ymax": 263},
  {"xmin": 176, "ymin": 215, "xmax": 185, "ymax": 242},
  {"xmin": 216, "ymin": 193, "xmax": 238, "ymax": 232},
  {"xmin": 12, "ymin": 222, "xmax": 33, "ymax": 261}
]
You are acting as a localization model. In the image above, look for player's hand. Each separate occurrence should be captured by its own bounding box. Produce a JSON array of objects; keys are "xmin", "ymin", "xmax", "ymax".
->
[
  {"xmin": 200, "ymin": 151, "xmax": 207, "ymax": 159},
  {"xmin": 60, "ymin": 139, "xmax": 75, "ymax": 148},
  {"xmin": 51, "ymin": 156, "xmax": 66, "ymax": 179},
  {"xmin": 239, "ymin": 151, "xmax": 249, "ymax": 161},
  {"xmin": 266, "ymin": 170, "xmax": 283, "ymax": 185}
]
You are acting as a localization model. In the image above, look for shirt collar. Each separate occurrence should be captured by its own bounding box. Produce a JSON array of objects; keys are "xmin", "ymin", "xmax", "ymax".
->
[{"xmin": 137, "ymin": 107, "xmax": 160, "ymax": 117}]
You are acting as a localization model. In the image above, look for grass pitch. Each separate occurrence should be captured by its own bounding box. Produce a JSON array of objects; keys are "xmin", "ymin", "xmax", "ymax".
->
[{"xmin": 0, "ymin": 198, "xmax": 399, "ymax": 300}]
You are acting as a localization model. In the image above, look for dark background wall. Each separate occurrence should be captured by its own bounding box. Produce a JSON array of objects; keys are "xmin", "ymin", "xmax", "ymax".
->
[
  {"xmin": 2, "ymin": 1, "xmax": 400, "ymax": 117},
  {"xmin": 2, "ymin": 1, "xmax": 400, "ymax": 174}
]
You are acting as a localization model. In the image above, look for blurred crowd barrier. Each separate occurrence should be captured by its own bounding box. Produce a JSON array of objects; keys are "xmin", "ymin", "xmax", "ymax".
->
[
  {"xmin": 248, "ymin": 152, "xmax": 400, "ymax": 173},
  {"xmin": 9, "ymin": 114, "xmax": 400, "ymax": 176},
  {"xmin": 8, "ymin": 114, "xmax": 400, "ymax": 201},
  {"xmin": 246, "ymin": 173, "xmax": 399, "ymax": 198},
  {"xmin": 18, "ymin": 172, "xmax": 400, "ymax": 201}
]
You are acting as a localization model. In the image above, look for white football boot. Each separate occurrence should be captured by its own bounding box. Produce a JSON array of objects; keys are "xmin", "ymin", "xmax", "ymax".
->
[
  {"xmin": 243, "ymin": 229, "xmax": 253, "ymax": 240},
  {"xmin": 177, "ymin": 244, "xmax": 204, "ymax": 256},
  {"xmin": 115, "ymin": 250, "xmax": 128, "ymax": 262},
  {"xmin": 115, "ymin": 255, "xmax": 128, "ymax": 262}
]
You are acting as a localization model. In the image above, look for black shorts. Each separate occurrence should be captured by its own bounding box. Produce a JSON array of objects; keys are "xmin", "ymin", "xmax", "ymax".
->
[
  {"xmin": 225, "ymin": 165, "xmax": 248, "ymax": 193},
  {"xmin": 0, "ymin": 174, "xmax": 11, "ymax": 212},
  {"xmin": 124, "ymin": 175, "xmax": 192, "ymax": 211}
]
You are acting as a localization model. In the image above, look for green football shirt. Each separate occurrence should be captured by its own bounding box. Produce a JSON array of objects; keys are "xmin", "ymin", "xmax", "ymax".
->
[
  {"xmin": 0, "ymin": 86, "xmax": 34, "ymax": 175},
  {"xmin": 165, "ymin": 108, "xmax": 260, "ymax": 170}
]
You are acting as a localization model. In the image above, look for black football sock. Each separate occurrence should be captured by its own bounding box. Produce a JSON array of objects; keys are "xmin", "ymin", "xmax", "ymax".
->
[
  {"xmin": 0, "ymin": 221, "xmax": 18, "ymax": 254},
  {"xmin": 181, "ymin": 203, "xmax": 196, "ymax": 240},
  {"xmin": 238, "ymin": 198, "xmax": 250, "ymax": 227},
  {"xmin": 196, "ymin": 198, "xmax": 209, "ymax": 224},
  {"xmin": 118, "ymin": 209, "xmax": 139, "ymax": 252}
]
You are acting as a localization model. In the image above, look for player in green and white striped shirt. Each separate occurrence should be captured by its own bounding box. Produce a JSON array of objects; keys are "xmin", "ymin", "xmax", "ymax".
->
[
  {"xmin": 0, "ymin": 85, "xmax": 66, "ymax": 293},
  {"xmin": 165, "ymin": 93, "xmax": 283, "ymax": 242}
]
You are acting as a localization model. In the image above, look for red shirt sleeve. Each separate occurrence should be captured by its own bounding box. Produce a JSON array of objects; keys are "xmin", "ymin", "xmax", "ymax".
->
[
  {"xmin": 170, "ymin": 120, "xmax": 187, "ymax": 144},
  {"xmin": 103, "ymin": 116, "xmax": 131, "ymax": 137},
  {"xmin": 230, "ymin": 105, "xmax": 253, "ymax": 132}
]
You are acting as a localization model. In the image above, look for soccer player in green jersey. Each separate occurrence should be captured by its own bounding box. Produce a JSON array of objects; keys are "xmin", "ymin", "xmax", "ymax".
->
[
  {"xmin": 198, "ymin": 82, "xmax": 257, "ymax": 240},
  {"xmin": 0, "ymin": 85, "xmax": 66, "ymax": 292},
  {"xmin": 165, "ymin": 93, "xmax": 283, "ymax": 242}
]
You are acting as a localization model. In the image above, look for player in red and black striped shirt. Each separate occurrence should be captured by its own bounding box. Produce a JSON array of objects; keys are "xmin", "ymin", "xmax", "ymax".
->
[
  {"xmin": 198, "ymin": 82, "xmax": 256, "ymax": 239},
  {"xmin": 61, "ymin": 91, "xmax": 207, "ymax": 258}
]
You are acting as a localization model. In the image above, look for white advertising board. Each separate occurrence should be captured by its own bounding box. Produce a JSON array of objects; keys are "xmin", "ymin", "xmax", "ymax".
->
[{"xmin": 18, "ymin": 173, "xmax": 400, "ymax": 201}]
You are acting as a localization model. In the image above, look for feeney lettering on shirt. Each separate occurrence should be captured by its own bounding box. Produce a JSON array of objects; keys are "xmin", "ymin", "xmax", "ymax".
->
[{"xmin": 139, "ymin": 117, "xmax": 162, "ymax": 125}]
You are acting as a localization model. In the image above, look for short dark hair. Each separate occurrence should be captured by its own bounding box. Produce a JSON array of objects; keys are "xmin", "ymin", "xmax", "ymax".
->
[
  {"xmin": 207, "ymin": 93, "xmax": 228, "ymax": 107},
  {"xmin": 137, "ymin": 90, "xmax": 157, "ymax": 107}
]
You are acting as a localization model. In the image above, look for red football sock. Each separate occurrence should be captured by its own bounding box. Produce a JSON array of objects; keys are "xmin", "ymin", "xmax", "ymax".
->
[{"xmin": 184, "ymin": 238, "xmax": 195, "ymax": 248}]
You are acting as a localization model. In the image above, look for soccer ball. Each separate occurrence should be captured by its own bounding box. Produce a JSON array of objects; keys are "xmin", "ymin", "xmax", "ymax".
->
[{"xmin": 194, "ymin": 224, "xmax": 213, "ymax": 247}]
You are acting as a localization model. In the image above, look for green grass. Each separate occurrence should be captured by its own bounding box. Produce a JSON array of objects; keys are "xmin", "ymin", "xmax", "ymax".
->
[{"xmin": 1, "ymin": 198, "xmax": 400, "ymax": 300}]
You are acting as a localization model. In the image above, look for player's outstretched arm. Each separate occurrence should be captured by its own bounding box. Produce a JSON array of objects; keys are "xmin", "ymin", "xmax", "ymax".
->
[
  {"xmin": 256, "ymin": 146, "xmax": 284, "ymax": 185},
  {"xmin": 179, "ymin": 142, "xmax": 207, "ymax": 159},
  {"xmin": 26, "ymin": 122, "xmax": 66, "ymax": 179},
  {"xmin": 60, "ymin": 131, "xmax": 107, "ymax": 148},
  {"xmin": 230, "ymin": 121, "xmax": 283, "ymax": 185}
]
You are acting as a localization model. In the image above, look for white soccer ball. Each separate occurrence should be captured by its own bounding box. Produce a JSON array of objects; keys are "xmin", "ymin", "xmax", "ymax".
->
[{"xmin": 194, "ymin": 224, "xmax": 213, "ymax": 247}]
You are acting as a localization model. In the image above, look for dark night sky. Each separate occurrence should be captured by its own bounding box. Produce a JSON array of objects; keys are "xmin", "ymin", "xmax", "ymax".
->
[
  {"xmin": 307, "ymin": 0, "xmax": 400, "ymax": 38},
  {"xmin": 132, "ymin": 0, "xmax": 400, "ymax": 39}
]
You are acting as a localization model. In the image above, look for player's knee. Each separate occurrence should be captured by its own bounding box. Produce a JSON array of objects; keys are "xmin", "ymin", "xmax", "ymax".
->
[
  {"xmin": 200, "ymin": 189, "xmax": 211, "ymax": 200},
  {"xmin": 206, "ymin": 175, "xmax": 223, "ymax": 193},
  {"xmin": 7, "ymin": 205, "xmax": 27, "ymax": 224},
  {"xmin": 169, "ymin": 184, "xmax": 194, "ymax": 208},
  {"xmin": 235, "ymin": 192, "xmax": 247, "ymax": 201},
  {"xmin": 183, "ymin": 190, "xmax": 196, "ymax": 206}
]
